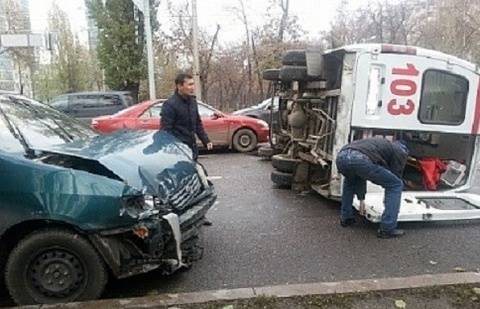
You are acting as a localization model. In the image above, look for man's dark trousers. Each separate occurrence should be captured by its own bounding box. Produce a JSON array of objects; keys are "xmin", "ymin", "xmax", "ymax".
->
[
  {"xmin": 336, "ymin": 149, "xmax": 403, "ymax": 231},
  {"xmin": 189, "ymin": 143, "xmax": 199, "ymax": 161}
]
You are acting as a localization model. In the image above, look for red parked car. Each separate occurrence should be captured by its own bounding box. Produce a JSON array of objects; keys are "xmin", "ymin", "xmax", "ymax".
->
[{"xmin": 91, "ymin": 100, "xmax": 270, "ymax": 152}]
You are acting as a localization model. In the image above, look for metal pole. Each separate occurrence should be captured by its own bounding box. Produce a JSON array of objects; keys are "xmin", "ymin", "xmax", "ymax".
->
[
  {"xmin": 192, "ymin": 0, "xmax": 202, "ymax": 100},
  {"xmin": 144, "ymin": 0, "xmax": 156, "ymax": 100}
]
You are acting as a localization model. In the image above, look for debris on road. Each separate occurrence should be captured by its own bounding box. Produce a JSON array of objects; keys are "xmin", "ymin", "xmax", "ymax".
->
[
  {"xmin": 208, "ymin": 175, "xmax": 223, "ymax": 180},
  {"xmin": 395, "ymin": 299, "xmax": 407, "ymax": 308}
]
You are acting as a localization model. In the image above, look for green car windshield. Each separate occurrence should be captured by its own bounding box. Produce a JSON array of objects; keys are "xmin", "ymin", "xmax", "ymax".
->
[{"xmin": 0, "ymin": 95, "xmax": 96, "ymax": 154}]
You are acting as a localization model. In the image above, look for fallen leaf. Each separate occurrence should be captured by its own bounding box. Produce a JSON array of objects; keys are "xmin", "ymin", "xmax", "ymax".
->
[
  {"xmin": 473, "ymin": 287, "xmax": 480, "ymax": 295},
  {"xmin": 147, "ymin": 290, "xmax": 158, "ymax": 296},
  {"xmin": 395, "ymin": 299, "xmax": 407, "ymax": 308},
  {"xmin": 429, "ymin": 260, "xmax": 438, "ymax": 265},
  {"xmin": 454, "ymin": 267, "xmax": 466, "ymax": 272}
]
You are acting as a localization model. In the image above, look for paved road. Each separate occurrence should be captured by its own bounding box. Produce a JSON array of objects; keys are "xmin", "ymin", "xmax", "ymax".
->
[
  {"xmin": 2, "ymin": 152, "xmax": 479, "ymax": 306},
  {"xmin": 101, "ymin": 152, "xmax": 480, "ymax": 300}
]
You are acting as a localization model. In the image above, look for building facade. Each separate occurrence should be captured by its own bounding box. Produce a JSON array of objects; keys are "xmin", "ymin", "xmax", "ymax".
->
[{"xmin": 0, "ymin": 0, "xmax": 33, "ymax": 95}]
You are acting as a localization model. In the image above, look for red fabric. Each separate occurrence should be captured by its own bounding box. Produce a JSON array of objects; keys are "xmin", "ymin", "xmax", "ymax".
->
[{"xmin": 418, "ymin": 158, "xmax": 447, "ymax": 191}]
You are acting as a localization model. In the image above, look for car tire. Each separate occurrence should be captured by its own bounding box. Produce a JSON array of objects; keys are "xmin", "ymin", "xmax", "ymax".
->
[
  {"xmin": 232, "ymin": 128, "xmax": 258, "ymax": 153},
  {"xmin": 272, "ymin": 154, "xmax": 300, "ymax": 173},
  {"xmin": 271, "ymin": 170, "xmax": 293, "ymax": 188},
  {"xmin": 282, "ymin": 50, "xmax": 307, "ymax": 66},
  {"xmin": 5, "ymin": 228, "xmax": 108, "ymax": 305},
  {"xmin": 262, "ymin": 69, "xmax": 280, "ymax": 81},
  {"xmin": 279, "ymin": 65, "xmax": 308, "ymax": 82},
  {"xmin": 258, "ymin": 146, "xmax": 275, "ymax": 159}
]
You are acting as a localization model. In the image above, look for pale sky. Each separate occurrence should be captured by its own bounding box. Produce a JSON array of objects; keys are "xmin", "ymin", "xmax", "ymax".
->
[
  {"xmin": 29, "ymin": 0, "xmax": 372, "ymax": 46},
  {"xmin": 29, "ymin": 0, "xmax": 90, "ymax": 42}
]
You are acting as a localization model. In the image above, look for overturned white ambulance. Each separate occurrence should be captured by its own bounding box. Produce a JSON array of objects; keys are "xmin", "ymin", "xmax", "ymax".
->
[{"xmin": 263, "ymin": 44, "xmax": 480, "ymax": 223}]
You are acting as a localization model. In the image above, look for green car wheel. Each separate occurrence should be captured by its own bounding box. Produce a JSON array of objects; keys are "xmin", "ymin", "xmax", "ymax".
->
[{"xmin": 5, "ymin": 229, "xmax": 108, "ymax": 305}]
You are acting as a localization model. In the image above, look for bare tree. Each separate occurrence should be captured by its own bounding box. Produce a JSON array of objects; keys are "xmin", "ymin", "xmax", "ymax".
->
[
  {"xmin": 163, "ymin": 1, "xmax": 221, "ymax": 101},
  {"xmin": 230, "ymin": 0, "xmax": 254, "ymax": 107},
  {"xmin": 413, "ymin": 0, "xmax": 480, "ymax": 62},
  {"xmin": 201, "ymin": 24, "xmax": 221, "ymax": 99},
  {"xmin": 328, "ymin": 0, "xmax": 422, "ymax": 47},
  {"xmin": 33, "ymin": 3, "xmax": 97, "ymax": 102}
]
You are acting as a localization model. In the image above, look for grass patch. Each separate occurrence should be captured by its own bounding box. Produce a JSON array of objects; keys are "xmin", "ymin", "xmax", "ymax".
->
[{"xmin": 179, "ymin": 284, "xmax": 480, "ymax": 309}]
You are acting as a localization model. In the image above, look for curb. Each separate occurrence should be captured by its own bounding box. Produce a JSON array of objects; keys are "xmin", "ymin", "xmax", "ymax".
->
[{"xmin": 20, "ymin": 272, "xmax": 480, "ymax": 308}]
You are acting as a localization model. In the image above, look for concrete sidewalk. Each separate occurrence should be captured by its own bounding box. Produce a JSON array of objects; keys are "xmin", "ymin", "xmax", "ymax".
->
[{"xmin": 22, "ymin": 272, "xmax": 480, "ymax": 308}]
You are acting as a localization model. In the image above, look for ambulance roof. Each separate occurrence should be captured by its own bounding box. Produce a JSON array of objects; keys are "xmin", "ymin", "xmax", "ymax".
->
[{"xmin": 324, "ymin": 43, "xmax": 478, "ymax": 73}]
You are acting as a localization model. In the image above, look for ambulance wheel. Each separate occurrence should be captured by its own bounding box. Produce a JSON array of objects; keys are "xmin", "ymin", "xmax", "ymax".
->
[
  {"xmin": 282, "ymin": 50, "xmax": 307, "ymax": 66},
  {"xmin": 262, "ymin": 69, "xmax": 281, "ymax": 81},
  {"xmin": 272, "ymin": 154, "xmax": 300, "ymax": 173},
  {"xmin": 279, "ymin": 65, "xmax": 308, "ymax": 82},
  {"xmin": 271, "ymin": 170, "xmax": 293, "ymax": 188}
]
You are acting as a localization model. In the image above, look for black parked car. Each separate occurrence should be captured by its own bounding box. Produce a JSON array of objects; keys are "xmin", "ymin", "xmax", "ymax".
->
[
  {"xmin": 50, "ymin": 91, "xmax": 134, "ymax": 123},
  {"xmin": 232, "ymin": 98, "xmax": 279, "ymax": 129}
]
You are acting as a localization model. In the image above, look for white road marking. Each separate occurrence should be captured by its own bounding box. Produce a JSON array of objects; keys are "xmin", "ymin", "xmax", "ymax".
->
[{"xmin": 207, "ymin": 176, "xmax": 223, "ymax": 180}]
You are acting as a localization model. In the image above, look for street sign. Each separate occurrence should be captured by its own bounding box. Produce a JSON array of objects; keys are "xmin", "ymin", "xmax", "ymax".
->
[
  {"xmin": 0, "ymin": 34, "xmax": 44, "ymax": 48},
  {"xmin": 0, "ymin": 33, "xmax": 55, "ymax": 50}
]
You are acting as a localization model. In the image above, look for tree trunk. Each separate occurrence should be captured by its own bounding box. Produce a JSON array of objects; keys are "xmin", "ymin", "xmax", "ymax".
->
[
  {"xmin": 251, "ymin": 35, "xmax": 263, "ymax": 99},
  {"xmin": 238, "ymin": 0, "xmax": 253, "ymax": 105},
  {"xmin": 123, "ymin": 81, "xmax": 139, "ymax": 103},
  {"xmin": 17, "ymin": 62, "xmax": 23, "ymax": 95},
  {"xmin": 201, "ymin": 24, "xmax": 221, "ymax": 102}
]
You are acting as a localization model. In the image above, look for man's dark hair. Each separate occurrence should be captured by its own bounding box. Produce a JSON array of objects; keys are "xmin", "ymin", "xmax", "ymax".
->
[{"xmin": 175, "ymin": 73, "xmax": 193, "ymax": 86}]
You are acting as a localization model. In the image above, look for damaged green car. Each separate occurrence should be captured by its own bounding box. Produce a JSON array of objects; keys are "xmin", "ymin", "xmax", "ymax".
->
[{"xmin": 0, "ymin": 93, "xmax": 216, "ymax": 305}]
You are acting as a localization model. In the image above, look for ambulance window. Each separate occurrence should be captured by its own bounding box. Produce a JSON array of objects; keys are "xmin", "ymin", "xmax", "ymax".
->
[{"xmin": 419, "ymin": 70, "xmax": 468, "ymax": 125}]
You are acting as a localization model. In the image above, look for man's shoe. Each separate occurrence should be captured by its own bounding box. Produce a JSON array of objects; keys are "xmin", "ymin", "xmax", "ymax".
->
[
  {"xmin": 340, "ymin": 218, "xmax": 356, "ymax": 227},
  {"xmin": 377, "ymin": 229, "xmax": 405, "ymax": 239}
]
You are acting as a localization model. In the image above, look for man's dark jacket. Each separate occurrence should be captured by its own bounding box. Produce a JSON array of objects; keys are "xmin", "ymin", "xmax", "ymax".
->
[
  {"xmin": 341, "ymin": 137, "xmax": 407, "ymax": 178},
  {"xmin": 160, "ymin": 91, "xmax": 210, "ymax": 152}
]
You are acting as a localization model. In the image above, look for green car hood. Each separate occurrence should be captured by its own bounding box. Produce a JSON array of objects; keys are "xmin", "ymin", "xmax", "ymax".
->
[{"xmin": 33, "ymin": 130, "xmax": 203, "ymax": 199}]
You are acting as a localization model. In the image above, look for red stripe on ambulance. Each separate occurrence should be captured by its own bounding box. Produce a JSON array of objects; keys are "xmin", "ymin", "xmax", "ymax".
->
[{"xmin": 472, "ymin": 81, "xmax": 480, "ymax": 134}]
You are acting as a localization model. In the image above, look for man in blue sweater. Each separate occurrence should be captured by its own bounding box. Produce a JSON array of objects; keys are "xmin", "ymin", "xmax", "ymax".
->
[{"xmin": 336, "ymin": 138, "xmax": 409, "ymax": 238}]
